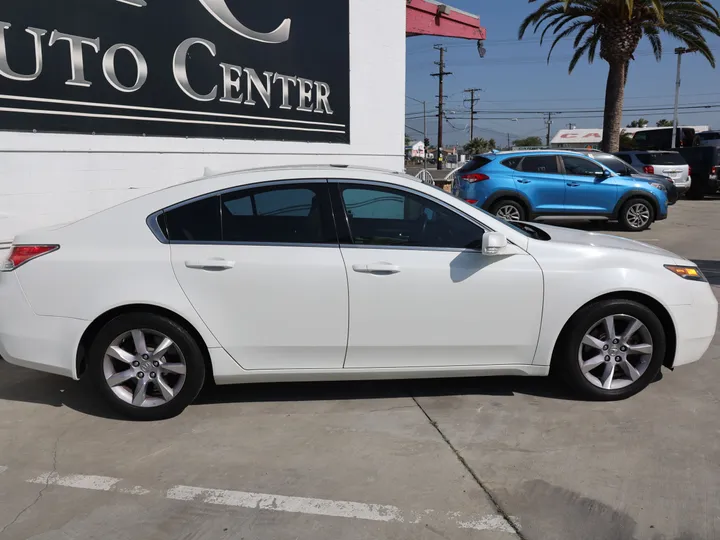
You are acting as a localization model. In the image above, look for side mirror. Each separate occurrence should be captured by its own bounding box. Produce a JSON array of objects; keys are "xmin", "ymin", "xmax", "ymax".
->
[
  {"xmin": 482, "ymin": 232, "xmax": 507, "ymax": 256},
  {"xmin": 595, "ymin": 169, "xmax": 612, "ymax": 179}
]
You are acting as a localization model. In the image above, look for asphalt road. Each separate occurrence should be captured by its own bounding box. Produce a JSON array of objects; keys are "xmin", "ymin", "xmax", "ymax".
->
[{"xmin": 1, "ymin": 199, "xmax": 719, "ymax": 540}]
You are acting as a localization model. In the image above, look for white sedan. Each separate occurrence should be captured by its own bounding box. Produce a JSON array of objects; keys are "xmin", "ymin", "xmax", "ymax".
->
[{"xmin": 0, "ymin": 166, "xmax": 716, "ymax": 420}]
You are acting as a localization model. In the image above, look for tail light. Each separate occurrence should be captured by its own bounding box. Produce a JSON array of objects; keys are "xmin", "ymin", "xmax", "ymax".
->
[
  {"xmin": 643, "ymin": 165, "xmax": 655, "ymax": 174},
  {"xmin": 688, "ymin": 165, "xmax": 692, "ymax": 176},
  {"xmin": 459, "ymin": 173, "xmax": 490, "ymax": 183},
  {"xmin": 1, "ymin": 245, "xmax": 59, "ymax": 272},
  {"xmin": 711, "ymin": 166, "xmax": 717, "ymax": 176}
]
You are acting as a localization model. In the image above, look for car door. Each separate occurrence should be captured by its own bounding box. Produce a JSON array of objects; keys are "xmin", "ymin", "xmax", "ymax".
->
[
  {"xmin": 333, "ymin": 181, "xmax": 544, "ymax": 369},
  {"xmin": 561, "ymin": 155, "xmax": 618, "ymax": 214},
  {"xmin": 167, "ymin": 180, "xmax": 349, "ymax": 370},
  {"xmin": 514, "ymin": 154, "xmax": 566, "ymax": 212}
]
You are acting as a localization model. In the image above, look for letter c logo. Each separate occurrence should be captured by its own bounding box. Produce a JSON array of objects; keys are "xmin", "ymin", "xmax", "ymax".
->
[{"xmin": 197, "ymin": 0, "xmax": 291, "ymax": 44}]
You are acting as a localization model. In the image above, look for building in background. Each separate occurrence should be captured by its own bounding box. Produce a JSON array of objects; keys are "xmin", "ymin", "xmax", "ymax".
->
[{"xmin": 551, "ymin": 126, "xmax": 711, "ymax": 149}]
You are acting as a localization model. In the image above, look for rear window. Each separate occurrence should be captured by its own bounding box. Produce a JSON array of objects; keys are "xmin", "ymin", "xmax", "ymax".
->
[
  {"xmin": 520, "ymin": 155, "xmax": 559, "ymax": 174},
  {"xmin": 697, "ymin": 132, "xmax": 720, "ymax": 141},
  {"xmin": 635, "ymin": 152, "xmax": 686, "ymax": 166},
  {"xmin": 458, "ymin": 156, "xmax": 491, "ymax": 173}
]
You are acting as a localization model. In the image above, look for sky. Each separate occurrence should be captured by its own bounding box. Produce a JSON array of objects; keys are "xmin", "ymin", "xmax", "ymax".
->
[{"xmin": 405, "ymin": 0, "xmax": 720, "ymax": 148}]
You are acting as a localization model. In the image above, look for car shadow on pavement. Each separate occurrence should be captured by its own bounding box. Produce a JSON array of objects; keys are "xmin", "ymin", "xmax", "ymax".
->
[
  {"xmin": 692, "ymin": 259, "xmax": 720, "ymax": 286},
  {"xmin": 0, "ymin": 357, "xmax": 585, "ymax": 419}
]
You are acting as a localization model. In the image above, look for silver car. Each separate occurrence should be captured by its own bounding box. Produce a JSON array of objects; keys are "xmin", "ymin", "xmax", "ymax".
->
[{"xmin": 614, "ymin": 151, "xmax": 692, "ymax": 194}]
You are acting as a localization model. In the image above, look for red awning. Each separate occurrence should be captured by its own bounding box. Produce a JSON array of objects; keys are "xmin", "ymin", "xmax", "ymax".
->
[{"xmin": 406, "ymin": 0, "xmax": 486, "ymax": 40}]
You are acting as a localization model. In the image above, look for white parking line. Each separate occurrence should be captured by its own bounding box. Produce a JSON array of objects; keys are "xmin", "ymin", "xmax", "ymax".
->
[
  {"xmin": 28, "ymin": 472, "xmax": 120, "ymax": 491},
  {"xmin": 16, "ymin": 469, "xmax": 517, "ymax": 534},
  {"xmin": 167, "ymin": 485, "xmax": 405, "ymax": 523}
]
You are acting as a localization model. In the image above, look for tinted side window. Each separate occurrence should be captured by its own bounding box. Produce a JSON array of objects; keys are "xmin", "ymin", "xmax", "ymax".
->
[
  {"xmin": 221, "ymin": 183, "xmax": 336, "ymax": 244},
  {"xmin": 339, "ymin": 184, "xmax": 483, "ymax": 250},
  {"xmin": 562, "ymin": 156, "xmax": 604, "ymax": 176},
  {"xmin": 164, "ymin": 196, "xmax": 221, "ymax": 242},
  {"xmin": 615, "ymin": 153, "xmax": 633, "ymax": 164},
  {"xmin": 636, "ymin": 152, "xmax": 686, "ymax": 166},
  {"xmin": 520, "ymin": 155, "xmax": 559, "ymax": 174},
  {"xmin": 457, "ymin": 156, "xmax": 492, "ymax": 174},
  {"xmin": 501, "ymin": 157, "xmax": 521, "ymax": 170}
]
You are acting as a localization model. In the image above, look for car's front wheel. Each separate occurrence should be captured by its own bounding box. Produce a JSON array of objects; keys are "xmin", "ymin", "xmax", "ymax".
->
[
  {"xmin": 555, "ymin": 299, "xmax": 666, "ymax": 400},
  {"xmin": 619, "ymin": 198, "xmax": 654, "ymax": 231},
  {"xmin": 87, "ymin": 313, "xmax": 206, "ymax": 420}
]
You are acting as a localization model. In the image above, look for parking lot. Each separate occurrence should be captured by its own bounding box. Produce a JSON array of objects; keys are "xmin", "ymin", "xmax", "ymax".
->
[{"xmin": 1, "ymin": 199, "xmax": 719, "ymax": 540}]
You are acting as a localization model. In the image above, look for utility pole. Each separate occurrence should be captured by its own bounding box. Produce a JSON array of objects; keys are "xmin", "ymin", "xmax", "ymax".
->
[
  {"xmin": 545, "ymin": 112, "xmax": 554, "ymax": 147},
  {"xmin": 463, "ymin": 88, "xmax": 483, "ymax": 141},
  {"xmin": 672, "ymin": 47, "xmax": 695, "ymax": 148},
  {"xmin": 406, "ymin": 95, "xmax": 428, "ymax": 170},
  {"xmin": 432, "ymin": 45, "xmax": 451, "ymax": 170},
  {"xmin": 507, "ymin": 133, "xmax": 511, "ymax": 149}
]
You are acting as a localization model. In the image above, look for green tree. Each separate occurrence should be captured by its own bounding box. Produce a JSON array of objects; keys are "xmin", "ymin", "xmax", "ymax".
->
[
  {"xmin": 488, "ymin": 138, "xmax": 497, "ymax": 149},
  {"xmin": 513, "ymin": 136, "xmax": 544, "ymax": 147},
  {"xmin": 656, "ymin": 119, "xmax": 674, "ymax": 127},
  {"xmin": 404, "ymin": 134, "xmax": 412, "ymax": 147},
  {"xmin": 619, "ymin": 130, "xmax": 637, "ymax": 150},
  {"xmin": 519, "ymin": 0, "xmax": 720, "ymax": 153},
  {"xmin": 463, "ymin": 138, "xmax": 491, "ymax": 155},
  {"xmin": 627, "ymin": 118, "xmax": 649, "ymax": 128}
]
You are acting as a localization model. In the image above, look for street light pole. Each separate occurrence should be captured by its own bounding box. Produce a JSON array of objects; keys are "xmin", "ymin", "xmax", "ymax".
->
[
  {"xmin": 407, "ymin": 95, "xmax": 428, "ymax": 170},
  {"xmin": 672, "ymin": 47, "xmax": 695, "ymax": 148}
]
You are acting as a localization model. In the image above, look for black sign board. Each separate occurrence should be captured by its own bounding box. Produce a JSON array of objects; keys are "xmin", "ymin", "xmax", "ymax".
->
[{"xmin": 0, "ymin": 0, "xmax": 350, "ymax": 143}]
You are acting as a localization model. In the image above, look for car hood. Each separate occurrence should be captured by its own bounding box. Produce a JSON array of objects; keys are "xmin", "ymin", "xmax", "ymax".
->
[{"xmin": 528, "ymin": 222, "xmax": 686, "ymax": 260}]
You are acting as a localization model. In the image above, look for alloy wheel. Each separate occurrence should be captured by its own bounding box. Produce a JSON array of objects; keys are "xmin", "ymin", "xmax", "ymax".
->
[
  {"xmin": 577, "ymin": 314, "xmax": 653, "ymax": 390},
  {"xmin": 496, "ymin": 205, "xmax": 521, "ymax": 221},
  {"xmin": 103, "ymin": 329, "xmax": 187, "ymax": 408},
  {"xmin": 626, "ymin": 203, "xmax": 651, "ymax": 229}
]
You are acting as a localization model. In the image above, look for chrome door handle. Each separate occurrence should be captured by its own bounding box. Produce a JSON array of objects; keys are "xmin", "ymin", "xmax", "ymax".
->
[
  {"xmin": 185, "ymin": 259, "xmax": 235, "ymax": 270},
  {"xmin": 352, "ymin": 263, "xmax": 401, "ymax": 274}
]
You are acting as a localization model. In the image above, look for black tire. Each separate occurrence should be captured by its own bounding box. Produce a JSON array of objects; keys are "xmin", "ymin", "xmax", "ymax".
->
[
  {"xmin": 554, "ymin": 299, "xmax": 666, "ymax": 401},
  {"xmin": 490, "ymin": 199, "xmax": 526, "ymax": 222},
  {"xmin": 87, "ymin": 313, "xmax": 206, "ymax": 420},
  {"xmin": 618, "ymin": 197, "xmax": 655, "ymax": 231}
]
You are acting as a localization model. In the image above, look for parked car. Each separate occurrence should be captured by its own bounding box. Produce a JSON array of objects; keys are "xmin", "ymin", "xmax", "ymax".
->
[
  {"xmin": 569, "ymin": 149, "xmax": 678, "ymax": 205},
  {"xmin": 693, "ymin": 131, "xmax": 720, "ymax": 147},
  {"xmin": 453, "ymin": 150, "xmax": 669, "ymax": 231},
  {"xmin": 614, "ymin": 151, "xmax": 691, "ymax": 195},
  {"xmin": 0, "ymin": 165, "xmax": 716, "ymax": 420},
  {"xmin": 631, "ymin": 127, "xmax": 695, "ymax": 150},
  {"xmin": 675, "ymin": 146, "xmax": 720, "ymax": 199}
]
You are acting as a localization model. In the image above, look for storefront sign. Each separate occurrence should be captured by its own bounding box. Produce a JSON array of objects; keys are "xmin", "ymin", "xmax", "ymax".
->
[{"xmin": 0, "ymin": 0, "xmax": 350, "ymax": 143}]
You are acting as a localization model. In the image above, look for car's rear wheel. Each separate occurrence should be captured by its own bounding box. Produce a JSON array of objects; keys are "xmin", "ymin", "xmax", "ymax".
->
[
  {"xmin": 555, "ymin": 299, "xmax": 666, "ymax": 400},
  {"xmin": 490, "ymin": 199, "xmax": 526, "ymax": 222},
  {"xmin": 619, "ymin": 198, "xmax": 654, "ymax": 231},
  {"xmin": 87, "ymin": 313, "xmax": 206, "ymax": 420}
]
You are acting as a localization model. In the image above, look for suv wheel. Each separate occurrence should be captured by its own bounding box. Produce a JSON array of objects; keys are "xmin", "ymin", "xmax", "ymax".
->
[
  {"xmin": 555, "ymin": 299, "xmax": 666, "ymax": 400},
  {"xmin": 619, "ymin": 198, "xmax": 654, "ymax": 231},
  {"xmin": 87, "ymin": 313, "xmax": 206, "ymax": 420},
  {"xmin": 490, "ymin": 199, "xmax": 526, "ymax": 221}
]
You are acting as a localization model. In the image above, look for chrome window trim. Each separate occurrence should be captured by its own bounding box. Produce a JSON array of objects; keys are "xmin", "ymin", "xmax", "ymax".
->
[{"xmin": 145, "ymin": 179, "xmax": 332, "ymax": 246}]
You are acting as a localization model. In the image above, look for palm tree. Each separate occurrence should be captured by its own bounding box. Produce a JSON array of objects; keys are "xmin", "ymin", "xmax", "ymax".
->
[{"xmin": 519, "ymin": 0, "xmax": 720, "ymax": 152}]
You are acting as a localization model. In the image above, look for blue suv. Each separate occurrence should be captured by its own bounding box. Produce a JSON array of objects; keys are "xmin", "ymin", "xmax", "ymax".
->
[{"xmin": 452, "ymin": 150, "xmax": 669, "ymax": 231}]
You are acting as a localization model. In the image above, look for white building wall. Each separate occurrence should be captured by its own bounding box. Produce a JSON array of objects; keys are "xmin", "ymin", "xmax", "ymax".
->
[{"xmin": 0, "ymin": 0, "xmax": 406, "ymax": 245}]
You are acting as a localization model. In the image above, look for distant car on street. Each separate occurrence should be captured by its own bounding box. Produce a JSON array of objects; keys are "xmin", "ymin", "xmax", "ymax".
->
[
  {"xmin": 693, "ymin": 131, "xmax": 720, "ymax": 148},
  {"xmin": 675, "ymin": 146, "xmax": 720, "ymax": 199},
  {"xmin": 453, "ymin": 150, "xmax": 669, "ymax": 231},
  {"xmin": 568, "ymin": 149, "xmax": 678, "ymax": 205},
  {"xmin": 614, "ymin": 151, "xmax": 691, "ymax": 195},
  {"xmin": 631, "ymin": 127, "xmax": 696, "ymax": 150}
]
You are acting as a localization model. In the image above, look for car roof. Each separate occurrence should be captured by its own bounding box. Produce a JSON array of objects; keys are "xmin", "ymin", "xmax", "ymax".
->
[
  {"xmin": 175, "ymin": 164, "xmax": 418, "ymax": 189},
  {"xmin": 477, "ymin": 150, "xmax": 604, "ymax": 158}
]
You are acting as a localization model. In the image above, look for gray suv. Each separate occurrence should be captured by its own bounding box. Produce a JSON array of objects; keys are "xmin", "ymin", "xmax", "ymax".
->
[{"xmin": 614, "ymin": 151, "xmax": 691, "ymax": 194}]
